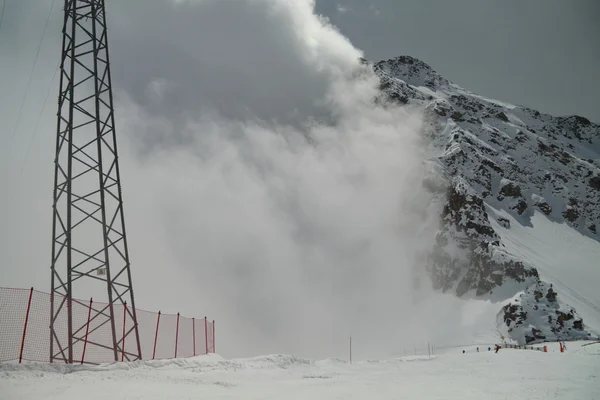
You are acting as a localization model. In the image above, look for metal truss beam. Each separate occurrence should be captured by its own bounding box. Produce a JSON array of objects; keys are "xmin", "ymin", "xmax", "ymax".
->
[{"xmin": 50, "ymin": 0, "xmax": 141, "ymax": 364}]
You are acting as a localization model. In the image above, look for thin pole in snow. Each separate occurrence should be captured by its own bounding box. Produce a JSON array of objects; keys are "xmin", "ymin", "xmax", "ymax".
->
[
  {"xmin": 204, "ymin": 317, "xmax": 208, "ymax": 354},
  {"xmin": 152, "ymin": 311, "xmax": 161, "ymax": 360},
  {"xmin": 81, "ymin": 298, "xmax": 93, "ymax": 364},
  {"xmin": 428, "ymin": 341, "xmax": 431, "ymax": 360},
  {"xmin": 19, "ymin": 288, "xmax": 34, "ymax": 364},
  {"xmin": 175, "ymin": 313, "xmax": 180, "ymax": 358},
  {"xmin": 212, "ymin": 320, "xmax": 215, "ymax": 353},
  {"xmin": 121, "ymin": 302, "xmax": 127, "ymax": 362}
]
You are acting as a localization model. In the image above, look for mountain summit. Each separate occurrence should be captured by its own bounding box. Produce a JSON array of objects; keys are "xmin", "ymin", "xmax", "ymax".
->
[{"xmin": 371, "ymin": 55, "xmax": 600, "ymax": 345}]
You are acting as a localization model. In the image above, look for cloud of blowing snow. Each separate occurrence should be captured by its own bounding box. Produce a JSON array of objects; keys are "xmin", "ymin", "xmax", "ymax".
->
[
  {"xmin": 106, "ymin": 0, "xmax": 442, "ymax": 360},
  {"xmin": 0, "ymin": 0, "xmax": 474, "ymax": 360}
]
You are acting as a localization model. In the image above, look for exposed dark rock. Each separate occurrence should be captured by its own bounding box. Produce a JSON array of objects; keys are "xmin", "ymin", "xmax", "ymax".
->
[
  {"xmin": 572, "ymin": 115, "xmax": 591, "ymax": 126},
  {"xmin": 496, "ymin": 112, "xmax": 509, "ymax": 122},
  {"xmin": 497, "ymin": 217, "xmax": 510, "ymax": 229},
  {"xmin": 556, "ymin": 310, "xmax": 574, "ymax": 327},
  {"xmin": 499, "ymin": 182, "xmax": 522, "ymax": 198},
  {"xmin": 511, "ymin": 199, "xmax": 528, "ymax": 215},
  {"xmin": 429, "ymin": 181, "xmax": 539, "ymax": 298},
  {"xmin": 537, "ymin": 141, "xmax": 552, "ymax": 154},
  {"xmin": 525, "ymin": 328, "xmax": 546, "ymax": 344},
  {"xmin": 590, "ymin": 175, "xmax": 600, "ymax": 190},
  {"xmin": 502, "ymin": 303, "xmax": 527, "ymax": 328},
  {"xmin": 481, "ymin": 159, "xmax": 503, "ymax": 175},
  {"xmin": 557, "ymin": 151, "xmax": 572, "ymax": 165},
  {"xmin": 516, "ymin": 130, "xmax": 529, "ymax": 143},
  {"xmin": 534, "ymin": 202, "xmax": 552, "ymax": 215},
  {"xmin": 504, "ymin": 260, "xmax": 538, "ymax": 282},
  {"xmin": 451, "ymin": 111, "xmax": 465, "ymax": 121},
  {"xmin": 562, "ymin": 207, "xmax": 579, "ymax": 222},
  {"xmin": 546, "ymin": 286, "xmax": 557, "ymax": 302}
]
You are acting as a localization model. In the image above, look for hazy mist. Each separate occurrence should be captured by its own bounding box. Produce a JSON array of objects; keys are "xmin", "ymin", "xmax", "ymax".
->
[{"xmin": 0, "ymin": 0, "xmax": 498, "ymax": 360}]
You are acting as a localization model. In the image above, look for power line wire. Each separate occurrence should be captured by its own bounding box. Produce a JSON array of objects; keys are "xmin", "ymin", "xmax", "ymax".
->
[
  {"xmin": 18, "ymin": 62, "xmax": 60, "ymax": 179},
  {"xmin": 5, "ymin": 0, "xmax": 56, "ymax": 160},
  {"xmin": 0, "ymin": 0, "xmax": 6, "ymax": 32},
  {"xmin": 5, "ymin": 62, "xmax": 60, "ymax": 218}
]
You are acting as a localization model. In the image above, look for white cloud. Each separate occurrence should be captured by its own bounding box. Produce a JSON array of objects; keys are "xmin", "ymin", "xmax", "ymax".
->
[
  {"xmin": 337, "ymin": 4, "xmax": 350, "ymax": 14},
  {"xmin": 1, "ymin": 0, "xmax": 446, "ymax": 360}
]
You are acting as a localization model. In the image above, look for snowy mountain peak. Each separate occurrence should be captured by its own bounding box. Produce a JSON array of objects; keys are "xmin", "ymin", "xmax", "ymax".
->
[
  {"xmin": 374, "ymin": 55, "xmax": 450, "ymax": 91},
  {"xmin": 370, "ymin": 55, "xmax": 600, "ymax": 344}
]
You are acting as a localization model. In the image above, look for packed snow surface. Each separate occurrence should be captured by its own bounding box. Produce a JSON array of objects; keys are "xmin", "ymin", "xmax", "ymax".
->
[
  {"xmin": 490, "ymin": 209, "xmax": 600, "ymax": 333},
  {"xmin": 2, "ymin": 343, "xmax": 599, "ymax": 399}
]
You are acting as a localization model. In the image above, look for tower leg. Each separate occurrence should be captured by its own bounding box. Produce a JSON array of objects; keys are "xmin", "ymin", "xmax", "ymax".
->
[{"xmin": 50, "ymin": 0, "xmax": 140, "ymax": 364}]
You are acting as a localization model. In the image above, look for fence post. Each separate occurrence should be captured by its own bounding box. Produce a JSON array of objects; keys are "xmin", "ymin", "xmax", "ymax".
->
[
  {"xmin": 121, "ymin": 302, "xmax": 127, "ymax": 362},
  {"xmin": 18, "ymin": 287, "xmax": 34, "ymax": 364},
  {"xmin": 204, "ymin": 317, "xmax": 208, "ymax": 354},
  {"xmin": 175, "ymin": 313, "xmax": 180, "ymax": 358},
  {"xmin": 192, "ymin": 318, "xmax": 196, "ymax": 356},
  {"xmin": 212, "ymin": 320, "xmax": 215, "ymax": 353},
  {"xmin": 81, "ymin": 298, "xmax": 93, "ymax": 364},
  {"xmin": 152, "ymin": 311, "xmax": 161, "ymax": 360},
  {"xmin": 428, "ymin": 341, "xmax": 431, "ymax": 360}
]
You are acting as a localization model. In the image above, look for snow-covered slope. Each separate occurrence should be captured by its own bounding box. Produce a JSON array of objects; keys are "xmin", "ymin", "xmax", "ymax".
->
[
  {"xmin": 2, "ymin": 346, "xmax": 599, "ymax": 400},
  {"xmin": 371, "ymin": 55, "xmax": 600, "ymax": 344}
]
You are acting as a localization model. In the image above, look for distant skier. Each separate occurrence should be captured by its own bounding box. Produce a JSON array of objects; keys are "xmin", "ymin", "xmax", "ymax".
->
[
  {"xmin": 488, "ymin": 347, "xmax": 491, "ymax": 351},
  {"xmin": 494, "ymin": 345, "xmax": 501, "ymax": 353},
  {"xmin": 476, "ymin": 347, "xmax": 479, "ymax": 352}
]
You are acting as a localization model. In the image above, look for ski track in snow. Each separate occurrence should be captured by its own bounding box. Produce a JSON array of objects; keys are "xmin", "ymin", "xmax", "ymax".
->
[
  {"xmin": 489, "ymin": 208, "xmax": 600, "ymax": 332},
  {"xmin": 1, "ymin": 344, "xmax": 599, "ymax": 400}
]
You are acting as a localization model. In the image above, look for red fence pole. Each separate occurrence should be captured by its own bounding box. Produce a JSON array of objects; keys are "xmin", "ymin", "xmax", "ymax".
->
[
  {"xmin": 175, "ymin": 313, "xmax": 180, "ymax": 358},
  {"xmin": 192, "ymin": 318, "xmax": 196, "ymax": 356},
  {"xmin": 121, "ymin": 302, "xmax": 127, "ymax": 362},
  {"xmin": 18, "ymin": 287, "xmax": 34, "ymax": 364},
  {"xmin": 349, "ymin": 333, "xmax": 352, "ymax": 364},
  {"xmin": 204, "ymin": 317, "xmax": 208, "ymax": 354},
  {"xmin": 212, "ymin": 320, "xmax": 215, "ymax": 353},
  {"xmin": 81, "ymin": 298, "xmax": 93, "ymax": 364},
  {"xmin": 152, "ymin": 311, "xmax": 161, "ymax": 360}
]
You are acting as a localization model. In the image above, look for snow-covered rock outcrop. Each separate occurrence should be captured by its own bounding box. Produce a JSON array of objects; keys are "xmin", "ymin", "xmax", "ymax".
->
[{"xmin": 498, "ymin": 281, "xmax": 594, "ymax": 345}]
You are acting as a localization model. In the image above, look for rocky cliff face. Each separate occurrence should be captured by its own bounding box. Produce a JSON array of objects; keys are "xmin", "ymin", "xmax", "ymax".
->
[
  {"xmin": 371, "ymin": 55, "xmax": 599, "ymax": 343},
  {"xmin": 498, "ymin": 281, "xmax": 593, "ymax": 345}
]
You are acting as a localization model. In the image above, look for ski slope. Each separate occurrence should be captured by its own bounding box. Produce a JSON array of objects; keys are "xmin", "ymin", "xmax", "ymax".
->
[
  {"xmin": 489, "ymin": 208, "xmax": 600, "ymax": 333},
  {"xmin": 1, "ymin": 342, "xmax": 598, "ymax": 400}
]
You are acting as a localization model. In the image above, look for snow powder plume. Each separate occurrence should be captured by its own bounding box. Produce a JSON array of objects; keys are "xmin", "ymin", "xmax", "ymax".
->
[{"xmin": 103, "ymin": 0, "xmax": 449, "ymax": 360}]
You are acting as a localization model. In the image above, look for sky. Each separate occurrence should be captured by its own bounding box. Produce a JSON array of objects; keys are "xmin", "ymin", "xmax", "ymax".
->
[
  {"xmin": 0, "ymin": 0, "xmax": 598, "ymax": 360},
  {"xmin": 316, "ymin": 0, "xmax": 600, "ymax": 123}
]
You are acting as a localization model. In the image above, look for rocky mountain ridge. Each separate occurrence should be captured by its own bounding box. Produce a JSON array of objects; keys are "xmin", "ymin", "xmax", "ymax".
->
[{"xmin": 371, "ymin": 55, "xmax": 599, "ymax": 344}]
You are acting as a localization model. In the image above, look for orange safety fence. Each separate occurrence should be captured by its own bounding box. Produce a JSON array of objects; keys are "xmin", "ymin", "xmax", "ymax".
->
[{"xmin": 0, "ymin": 287, "xmax": 215, "ymax": 364}]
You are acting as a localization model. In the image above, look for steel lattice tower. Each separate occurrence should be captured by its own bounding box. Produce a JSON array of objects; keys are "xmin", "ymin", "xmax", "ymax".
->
[{"xmin": 50, "ymin": 0, "xmax": 141, "ymax": 364}]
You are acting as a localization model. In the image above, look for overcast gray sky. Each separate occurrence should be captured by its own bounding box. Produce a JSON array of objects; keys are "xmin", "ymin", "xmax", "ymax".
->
[
  {"xmin": 0, "ymin": 0, "xmax": 597, "ymax": 360},
  {"xmin": 316, "ymin": 0, "xmax": 600, "ymax": 122}
]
